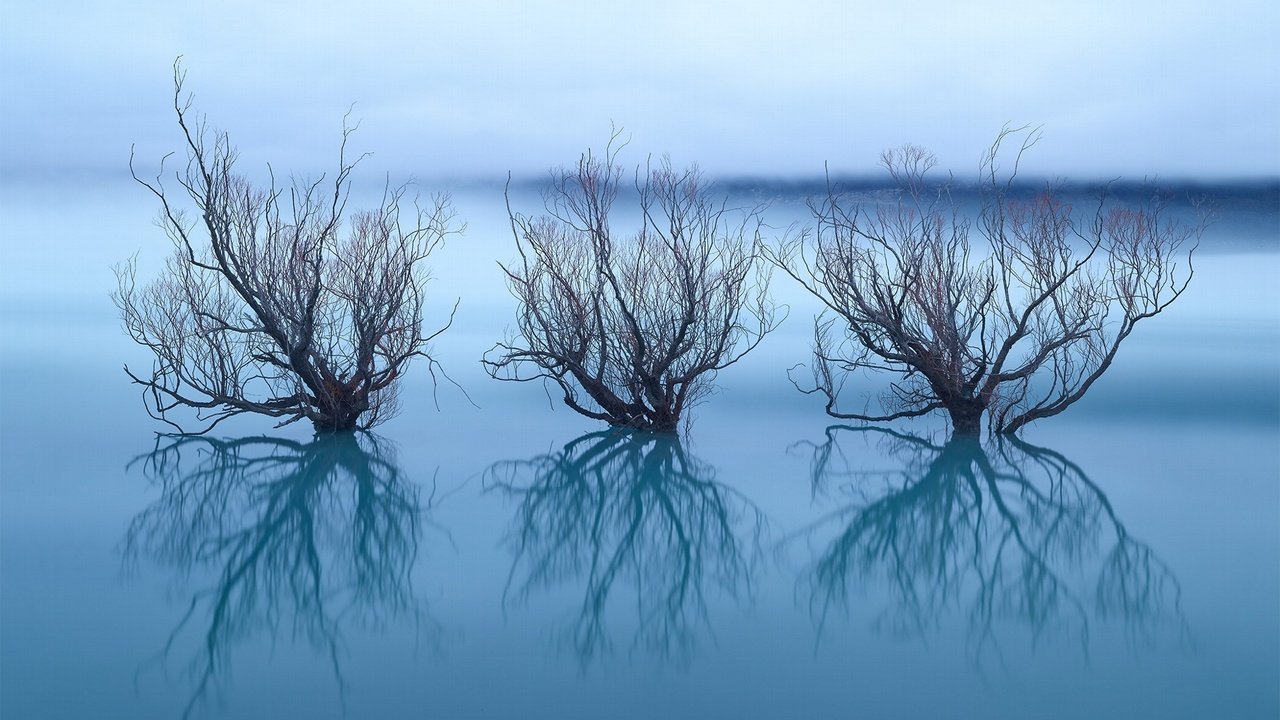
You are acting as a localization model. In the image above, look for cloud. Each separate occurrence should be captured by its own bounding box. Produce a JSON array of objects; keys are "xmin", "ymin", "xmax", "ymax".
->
[{"xmin": 3, "ymin": 0, "xmax": 1277, "ymax": 181}]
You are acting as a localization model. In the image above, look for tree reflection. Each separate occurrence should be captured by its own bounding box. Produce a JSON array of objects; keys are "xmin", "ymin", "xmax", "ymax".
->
[
  {"xmin": 795, "ymin": 427, "xmax": 1186, "ymax": 664},
  {"xmin": 123, "ymin": 434, "xmax": 433, "ymax": 718},
  {"xmin": 486, "ymin": 430, "xmax": 764, "ymax": 666}
]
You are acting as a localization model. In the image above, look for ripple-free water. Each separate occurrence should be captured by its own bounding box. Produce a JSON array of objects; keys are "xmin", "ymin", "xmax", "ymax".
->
[{"xmin": 2, "ymin": 181, "xmax": 1276, "ymax": 719}]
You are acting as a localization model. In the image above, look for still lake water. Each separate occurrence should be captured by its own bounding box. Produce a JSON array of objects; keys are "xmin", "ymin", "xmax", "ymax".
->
[{"xmin": 1, "ymin": 178, "xmax": 1277, "ymax": 719}]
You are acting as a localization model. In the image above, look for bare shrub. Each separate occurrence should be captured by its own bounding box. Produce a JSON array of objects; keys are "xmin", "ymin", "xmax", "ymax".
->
[
  {"xmin": 767, "ymin": 127, "xmax": 1202, "ymax": 434},
  {"xmin": 116, "ymin": 61, "xmax": 458, "ymax": 434},
  {"xmin": 483, "ymin": 132, "xmax": 778, "ymax": 433}
]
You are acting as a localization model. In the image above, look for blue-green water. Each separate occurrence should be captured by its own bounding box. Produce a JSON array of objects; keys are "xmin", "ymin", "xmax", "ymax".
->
[{"xmin": 1, "ymin": 181, "xmax": 1277, "ymax": 719}]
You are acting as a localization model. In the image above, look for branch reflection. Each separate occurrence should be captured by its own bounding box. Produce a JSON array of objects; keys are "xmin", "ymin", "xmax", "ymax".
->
[
  {"xmin": 486, "ymin": 430, "xmax": 764, "ymax": 666},
  {"xmin": 796, "ymin": 427, "xmax": 1186, "ymax": 663},
  {"xmin": 123, "ymin": 434, "xmax": 434, "ymax": 718}
]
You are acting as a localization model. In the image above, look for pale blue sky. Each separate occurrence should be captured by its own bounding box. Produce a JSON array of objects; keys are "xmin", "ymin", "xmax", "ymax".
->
[{"xmin": 3, "ymin": 0, "xmax": 1278, "ymax": 181}]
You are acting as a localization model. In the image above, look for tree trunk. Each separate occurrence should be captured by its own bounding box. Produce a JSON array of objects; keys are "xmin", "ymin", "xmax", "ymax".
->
[
  {"xmin": 948, "ymin": 401, "xmax": 984, "ymax": 435},
  {"xmin": 312, "ymin": 408, "xmax": 362, "ymax": 433},
  {"xmin": 647, "ymin": 418, "xmax": 679, "ymax": 434}
]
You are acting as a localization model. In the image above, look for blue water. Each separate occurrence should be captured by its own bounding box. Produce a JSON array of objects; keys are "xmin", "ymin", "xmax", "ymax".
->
[{"xmin": 1, "ymin": 179, "xmax": 1277, "ymax": 719}]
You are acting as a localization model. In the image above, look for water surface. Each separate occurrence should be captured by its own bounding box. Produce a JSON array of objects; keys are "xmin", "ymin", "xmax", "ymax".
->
[{"xmin": 1, "ymin": 179, "xmax": 1277, "ymax": 719}]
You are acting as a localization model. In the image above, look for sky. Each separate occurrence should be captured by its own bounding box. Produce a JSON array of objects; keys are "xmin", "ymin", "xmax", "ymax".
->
[{"xmin": 2, "ymin": 0, "xmax": 1278, "ymax": 183}]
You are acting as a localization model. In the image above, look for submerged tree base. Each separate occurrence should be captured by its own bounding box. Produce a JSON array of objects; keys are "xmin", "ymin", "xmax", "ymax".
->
[{"xmin": 310, "ymin": 411, "xmax": 365, "ymax": 434}]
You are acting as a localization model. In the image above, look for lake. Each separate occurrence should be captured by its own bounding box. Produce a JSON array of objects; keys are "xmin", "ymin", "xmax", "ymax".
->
[{"xmin": 1, "ymin": 177, "xmax": 1277, "ymax": 719}]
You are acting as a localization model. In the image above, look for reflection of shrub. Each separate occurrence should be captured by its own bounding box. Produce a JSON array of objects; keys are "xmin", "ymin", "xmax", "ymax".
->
[
  {"xmin": 487, "ymin": 430, "xmax": 764, "ymax": 664},
  {"xmin": 796, "ymin": 427, "xmax": 1185, "ymax": 660},
  {"xmin": 124, "ymin": 434, "xmax": 431, "ymax": 717}
]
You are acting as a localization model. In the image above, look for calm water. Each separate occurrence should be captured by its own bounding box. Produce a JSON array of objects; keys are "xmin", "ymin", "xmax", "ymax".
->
[{"xmin": 1, "ymin": 179, "xmax": 1277, "ymax": 719}]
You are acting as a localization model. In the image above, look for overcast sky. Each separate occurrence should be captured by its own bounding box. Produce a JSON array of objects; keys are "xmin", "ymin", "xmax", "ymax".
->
[{"xmin": 3, "ymin": 0, "xmax": 1278, "ymax": 183}]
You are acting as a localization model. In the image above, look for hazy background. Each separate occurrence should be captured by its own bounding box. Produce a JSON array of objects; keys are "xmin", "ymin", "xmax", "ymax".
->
[{"xmin": 3, "ymin": 0, "xmax": 1279, "ymax": 184}]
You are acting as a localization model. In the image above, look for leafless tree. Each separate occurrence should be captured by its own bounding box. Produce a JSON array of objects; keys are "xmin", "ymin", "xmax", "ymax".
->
[
  {"xmin": 483, "ymin": 132, "xmax": 778, "ymax": 433},
  {"xmin": 122, "ymin": 433, "xmax": 436, "ymax": 718},
  {"xmin": 790, "ymin": 426, "xmax": 1186, "ymax": 663},
  {"xmin": 767, "ymin": 127, "xmax": 1202, "ymax": 434},
  {"xmin": 484, "ymin": 430, "xmax": 764, "ymax": 665},
  {"xmin": 115, "ymin": 60, "xmax": 458, "ymax": 434}
]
